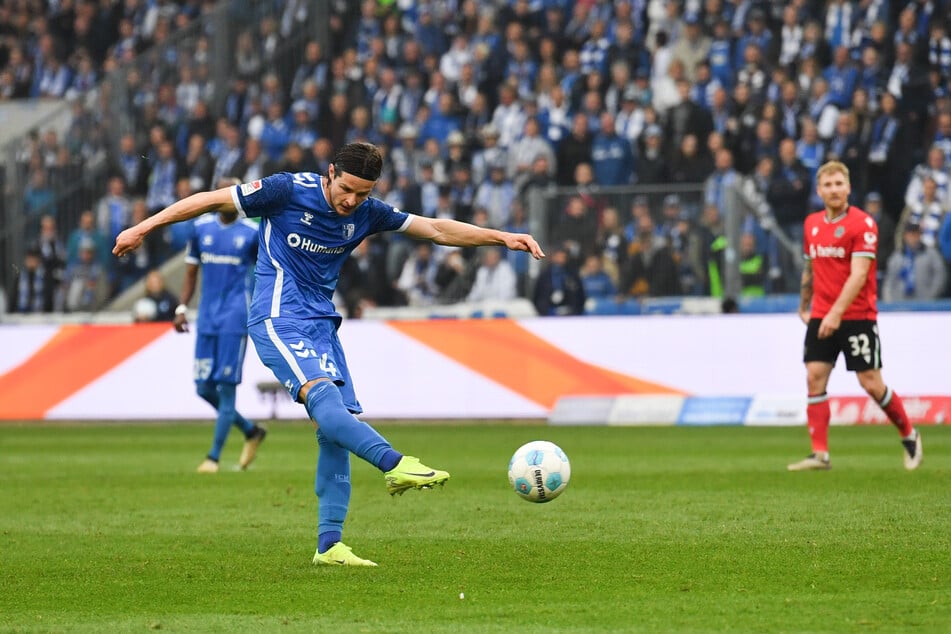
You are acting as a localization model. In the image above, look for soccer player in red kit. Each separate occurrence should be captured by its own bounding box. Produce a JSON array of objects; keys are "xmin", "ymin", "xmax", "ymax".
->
[{"xmin": 789, "ymin": 161, "xmax": 923, "ymax": 471}]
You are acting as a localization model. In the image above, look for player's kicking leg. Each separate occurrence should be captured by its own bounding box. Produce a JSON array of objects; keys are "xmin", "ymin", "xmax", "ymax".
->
[{"xmin": 249, "ymin": 317, "xmax": 449, "ymax": 563}]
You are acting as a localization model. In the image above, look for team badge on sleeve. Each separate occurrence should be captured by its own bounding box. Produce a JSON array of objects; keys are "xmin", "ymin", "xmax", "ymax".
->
[{"xmin": 240, "ymin": 180, "xmax": 263, "ymax": 196}]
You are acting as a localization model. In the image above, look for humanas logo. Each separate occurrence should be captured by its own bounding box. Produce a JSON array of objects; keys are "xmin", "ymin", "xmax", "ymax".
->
[
  {"xmin": 200, "ymin": 253, "xmax": 242, "ymax": 265},
  {"xmin": 287, "ymin": 232, "xmax": 346, "ymax": 254},
  {"xmin": 809, "ymin": 244, "xmax": 846, "ymax": 259}
]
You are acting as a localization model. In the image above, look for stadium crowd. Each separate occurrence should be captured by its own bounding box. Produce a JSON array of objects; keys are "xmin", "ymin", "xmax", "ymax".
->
[{"xmin": 6, "ymin": 0, "xmax": 951, "ymax": 318}]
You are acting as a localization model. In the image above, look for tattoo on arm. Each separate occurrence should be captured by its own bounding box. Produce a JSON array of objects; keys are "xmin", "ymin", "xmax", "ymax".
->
[{"xmin": 799, "ymin": 260, "xmax": 813, "ymax": 312}]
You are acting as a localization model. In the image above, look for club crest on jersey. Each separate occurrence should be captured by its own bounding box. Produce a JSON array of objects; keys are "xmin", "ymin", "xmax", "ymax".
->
[
  {"xmin": 301, "ymin": 212, "xmax": 314, "ymax": 226},
  {"xmin": 834, "ymin": 226, "xmax": 845, "ymax": 238},
  {"xmin": 812, "ymin": 227, "xmax": 819, "ymax": 236},
  {"xmin": 342, "ymin": 223, "xmax": 355, "ymax": 240},
  {"xmin": 202, "ymin": 235, "xmax": 213, "ymax": 246},
  {"xmin": 240, "ymin": 180, "xmax": 262, "ymax": 196},
  {"xmin": 234, "ymin": 236, "xmax": 245, "ymax": 249}
]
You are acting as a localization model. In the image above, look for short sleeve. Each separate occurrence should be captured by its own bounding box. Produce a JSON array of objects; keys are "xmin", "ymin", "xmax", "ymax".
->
[
  {"xmin": 367, "ymin": 197, "xmax": 413, "ymax": 234},
  {"xmin": 853, "ymin": 216, "xmax": 878, "ymax": 258},
  {"xmin": 232, "ymin": 172, "xmax": 294, "ymax": 218}
]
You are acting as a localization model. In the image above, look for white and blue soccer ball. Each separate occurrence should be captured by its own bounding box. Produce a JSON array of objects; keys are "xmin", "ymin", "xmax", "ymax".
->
[{"xmin": 507, "ymin": 440, "xmax": 571, "ymax": 503}]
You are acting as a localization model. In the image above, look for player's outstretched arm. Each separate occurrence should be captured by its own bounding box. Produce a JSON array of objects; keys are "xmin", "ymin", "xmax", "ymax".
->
[
  {"xmin": 112, "ymin": 188, "xmax": 236, "ymax": 257},
  {"xmin": 404, "ymin": 216, "xmax": 545, "ymax": 259}
]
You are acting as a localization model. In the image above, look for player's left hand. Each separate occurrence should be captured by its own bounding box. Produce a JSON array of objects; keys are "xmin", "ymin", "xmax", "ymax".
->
[
  {"xmin": 504, "ymin": 233, "xmax": 545, "ymax": 259},
  {"xmin": 113, "ymin": 227, "xmax": 144, "ymax": 257},
  {"xmin": 818, "ymin": 313, "xmax": 841, "ymax": 339}
]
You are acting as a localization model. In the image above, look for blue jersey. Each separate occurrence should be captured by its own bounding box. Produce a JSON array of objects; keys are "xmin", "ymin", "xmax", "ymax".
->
[
  {"xmin": 232, "ymin": 172, "xmax": 412, "ymax": 326},
  {"xmin": 185, "ymin": 215, "xmax": 259, "ymax": 335}
]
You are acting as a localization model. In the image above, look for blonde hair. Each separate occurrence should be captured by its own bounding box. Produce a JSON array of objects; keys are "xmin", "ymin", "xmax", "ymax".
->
[{"xmin": 816, "ymin": 160, "xmax": 850, "ymax": 183}]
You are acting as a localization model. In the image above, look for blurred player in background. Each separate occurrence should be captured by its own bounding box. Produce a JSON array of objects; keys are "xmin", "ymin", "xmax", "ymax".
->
[
  {"xmin": 790, "ymin": 161, "xmax": 922, "ymax": 472},
  {"xmin": 114, "ymin": 142, "xmax": 545, "ymax": 566},
  {"xmin": 176, "ymin": 177, "xmax": 267, "ymax": 474}
]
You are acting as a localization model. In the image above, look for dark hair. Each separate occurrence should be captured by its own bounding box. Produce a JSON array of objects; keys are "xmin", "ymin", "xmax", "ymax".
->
[{"xmin": 333, "ymin": 142, "xmax": 383, "ymax": 181}]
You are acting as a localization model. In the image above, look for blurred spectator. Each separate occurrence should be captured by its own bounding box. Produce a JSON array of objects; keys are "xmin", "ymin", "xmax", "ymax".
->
[
  {"xmin": 182, "ymin": 133, "xmax": 215, "ymax": 192},
  {"xmin": 434, "ymin": 249, "xmax": 473, "ymax": 304},
  {"xmin": 114, "ymin": 133, "xmax": 150, "ymax": 197},
  {"xmin": 8, "ymin": 248, "xmax": 57, "ymax": 313},
  {"xmin": 591, "ymin": 112, "xmax": 635, "ymax": 185},
  {"xmin": 579, "ymin": 253, "xmax": 617, "ymax": 302},
  {"xmin": 396, "ymin": 242, "xmax": 440, "ymax": 306},
  {"xmin": 883, "ymin": 224, "xmax": 948, "ymax": 302},
  {"xmin": 137, "ymin": 269, "xmax": 178, "ymax": 322},
  {"xmin": 637, "ymin": 124, "xmax": 669, "ymax": 184},
  {"xmin": 467, "ymin": 248, "xmax": 517, "ymax": 303},
  {"xmin": 145, "ymin": 139, "xmax": 179, "ymax": 214},
  {"xmin": 555, "ymin": 113, "xmax": 594, "ymax": 186},
  {"xmin": 23, "ymin": 169, "xmax": 57, "ymax": 241},
  {"xmin": 533, "ymin": 247, "xmax": 586, "ymax": 316},
  {"xmin": 62, "ymin": 239, "xmax": 109, "ymax": 313},
  {"xmin": 114, "ymin": 200, "xmax": 161, "ymax": 294},
  {"xmin": 896, "ymin": 176, "xmax": 948, "ymax": 250},
  {"xmin": 67, "ymin": 210, "xmax": 110, "ymax": 270},
  {"xmin": 864, "ymin": 192, "xmax": 897, "ymax": 284},
  {"xmin": 904, "ymin": 146, "xmax": 951, "ymax": 210},
  {"xmin": 620, "ymin": 214, "xmax": 682, "ymax": 298},
  {"xmin": 95, "ymin": 176, "xmax": 133, "ymax": 244},
  {"xmin": 474, "ymin": 160, "xmax": 515, "ymax": 229},
  {"xmin": 738, "ymin": 232, "xmax": 766, "ymax": 297},
  {"xmin": 34, "ymin": 212, "xmax": 66, "ymax": 287}
]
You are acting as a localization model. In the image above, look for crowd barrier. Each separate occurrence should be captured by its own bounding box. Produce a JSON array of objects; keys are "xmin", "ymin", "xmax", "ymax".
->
[{"xmin": 0, "ymin": 313, "xmax": 948, "ymax": 422}]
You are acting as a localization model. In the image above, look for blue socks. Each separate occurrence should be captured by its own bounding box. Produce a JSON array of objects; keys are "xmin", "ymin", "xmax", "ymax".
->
[
  {"xmin": 306, "ymin": 381, "xmax": 404, "ymax": 554},
  {"xmin": 304, "ymin": 381, "xmax": 401, "ymax": 471},
  {"xmin": 315, "ymin": 430, "xmax": 349, "ymax": 553},
  {"xmin": 202, "ymin": 382, "xmax": 256, "ymax": 461}
]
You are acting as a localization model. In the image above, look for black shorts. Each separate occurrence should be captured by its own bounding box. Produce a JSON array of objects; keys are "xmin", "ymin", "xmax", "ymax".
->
[{"xmin": 803, "ymin": 319, "xmax": 883, "ymax": 372}]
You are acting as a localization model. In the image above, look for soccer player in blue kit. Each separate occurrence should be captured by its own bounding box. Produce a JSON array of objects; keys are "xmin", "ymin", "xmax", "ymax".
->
[
  {"xmin": 175, "ymin": 181, "xmax": 268, "ymax": 474},
  {"xmin": 114, "ymin": 142, "xmax": 545, "ymax": 566}
]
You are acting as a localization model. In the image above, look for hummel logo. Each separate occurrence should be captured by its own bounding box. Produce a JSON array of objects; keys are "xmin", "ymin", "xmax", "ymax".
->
[
  {"xmin": 301, "ymin": 212, "xmax": 314, "ymax": 225},
  {"xmin": 289, "ymin": 340, "xmax": 316, "ymax": 358}
]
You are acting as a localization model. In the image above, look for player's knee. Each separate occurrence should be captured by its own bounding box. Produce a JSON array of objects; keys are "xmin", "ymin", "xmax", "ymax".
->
[
  {"xmin": 196, "ymin": 382, "xmax": 217, "ymax": 403},
  {"xmin": 298, "ymin": 377, "xmax": 331, "ymax": 403}
]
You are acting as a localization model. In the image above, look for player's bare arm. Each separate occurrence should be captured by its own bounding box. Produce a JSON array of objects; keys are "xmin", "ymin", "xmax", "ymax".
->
[
  {"xmin": 818, "ymin": 256, "xmax": 873, "ymax": 338},
  {"xmin": 798, "ymin": 259, "xmax": 813, "ymax": 325},
  {"xmin": 174, "ymin": 263, "xmax": 199, "ymax": 333},
  {"xmin": 113, "ymin": 187, "xmax": 237, "ymax": 257},
  {"xmin": 404, "ymin": 216, "xmax": 545, "ymax": 259}
]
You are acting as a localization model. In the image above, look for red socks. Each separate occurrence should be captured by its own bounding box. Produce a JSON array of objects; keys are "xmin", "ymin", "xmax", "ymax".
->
[
  {"xmin": 879, "ymin": 387, "xmax": 914, "ymax": 437},
  {"xmin": 807, "ymin": 393, "xmax": 830, "ymax": 453}
]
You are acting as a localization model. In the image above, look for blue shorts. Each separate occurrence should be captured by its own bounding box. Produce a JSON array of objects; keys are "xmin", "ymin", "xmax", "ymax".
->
[
  {"xmin": 248, "ymin": 317, "xmax": 361, "ymax": 413},
  {"xmin": 194, "ymin": 333, "xmax": 247, "ymax": 385}
]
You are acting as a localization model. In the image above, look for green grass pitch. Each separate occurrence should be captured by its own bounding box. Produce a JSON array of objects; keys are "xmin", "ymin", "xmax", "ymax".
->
[{"xmin": 1, "ymin": 422, "xmax": 949, "ymax": 633}]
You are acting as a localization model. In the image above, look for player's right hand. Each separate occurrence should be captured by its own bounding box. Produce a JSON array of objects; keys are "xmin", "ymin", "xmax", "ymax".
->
[
  {"xmin": 173, "ymin": 313, "xmax": 189, "ymax": 333},
  {"xmin": 798, "ymin": 309, "xmax": 810, "ymax": 325},
  {"xmin": 113, "ymin": 227, "xmax": 144, "ymax": 257}
]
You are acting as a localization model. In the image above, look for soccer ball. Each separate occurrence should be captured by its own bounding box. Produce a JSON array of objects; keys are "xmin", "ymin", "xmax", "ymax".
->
[{"xmin": 507, "ymin": 440, "xmax": 571, "ymax": 503}]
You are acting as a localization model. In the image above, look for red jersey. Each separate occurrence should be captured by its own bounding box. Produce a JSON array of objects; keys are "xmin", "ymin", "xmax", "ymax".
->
[{"xmin": 803, "ymin": 206, "xmax": 878, "ymax": 320}]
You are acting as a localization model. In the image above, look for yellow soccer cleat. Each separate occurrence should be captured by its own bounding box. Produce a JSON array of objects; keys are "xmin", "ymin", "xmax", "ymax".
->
[
  {"xmin": 384, "ymin": 456, "xmax": 450, "ymax": 496},
  {"xmin": 197, "ymin": 458, "xmax": 219, "ymax": 474},
  {"xmin": 312, "ymin": 542, "xmax": 378, "ymax": 567},
  {"xmin": 239, "ymin": 425, "xmax": 267, "ymax": 470}
]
